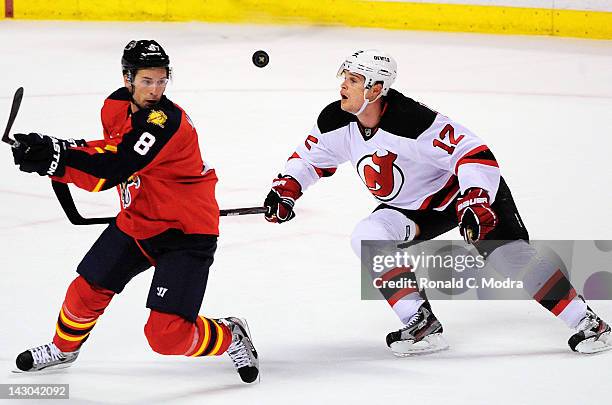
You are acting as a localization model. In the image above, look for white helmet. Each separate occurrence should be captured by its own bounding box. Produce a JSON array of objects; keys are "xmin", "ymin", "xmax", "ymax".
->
[{"xmin": 337, "ymin": 49, "xmax": 397, "ymax": 96}]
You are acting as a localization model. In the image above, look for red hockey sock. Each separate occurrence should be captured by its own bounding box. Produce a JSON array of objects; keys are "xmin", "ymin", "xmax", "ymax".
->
[
  {"xmin": 144, "ymin": 310, "xmax": 232, "ymax": 357},
  {"xmin": 188, "ymin": 315, "xmax": 232, "ymax": 357},
  {"xmin": 53, "ymin": 276, "xmax": 115, "ymax": 353}
]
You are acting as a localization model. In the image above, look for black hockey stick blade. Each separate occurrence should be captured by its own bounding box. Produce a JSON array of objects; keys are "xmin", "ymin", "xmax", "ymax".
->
[
  {"xmin": 220, "ymin": 206, "xmax": 268, "ymax": 216},
  {"xmin": 2, "ymin": 87, "xmax": 24, "ymax": 147},
  {"xmin": 51, "ymin": 181, "xmax": 114, "ymax": 225}
]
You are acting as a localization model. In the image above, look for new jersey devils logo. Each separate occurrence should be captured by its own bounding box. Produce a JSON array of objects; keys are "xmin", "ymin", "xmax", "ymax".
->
[{"xmin": 356, "ymin": 150, "xmax": 404, "ymax": 202}]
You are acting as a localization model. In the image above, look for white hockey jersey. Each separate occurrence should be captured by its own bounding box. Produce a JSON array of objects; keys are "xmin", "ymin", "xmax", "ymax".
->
[{"xmin": 284, "ymin": 89, "xmax": 500, "ymax": 211}]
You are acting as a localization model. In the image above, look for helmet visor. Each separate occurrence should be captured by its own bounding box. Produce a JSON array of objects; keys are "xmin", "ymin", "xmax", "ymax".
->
[{"xmin": 337, "ymin": 60, "xmax": 350, "ymax": 78}]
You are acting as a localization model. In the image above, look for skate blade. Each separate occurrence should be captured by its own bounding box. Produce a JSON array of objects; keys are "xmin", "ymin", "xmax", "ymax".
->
[
  {"xmin": 11, "ymin": 362, "xmax": 75, "ymax": 374},
  {"xmin": 390, "ymin": 333, "xmax": 450, "ymax": 357},
  {"xmin": 575, "ymin": 333, "xmax": 612, "ymax": 354}
]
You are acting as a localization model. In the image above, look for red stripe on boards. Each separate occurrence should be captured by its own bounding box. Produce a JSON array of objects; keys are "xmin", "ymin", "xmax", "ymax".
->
[{"xmin": 6, "ymin": 0, "xmax": 14, "ymax": 18}]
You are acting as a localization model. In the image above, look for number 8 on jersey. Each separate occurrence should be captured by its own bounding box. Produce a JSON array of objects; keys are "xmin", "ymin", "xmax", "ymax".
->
[{"xmin": 134, "ymin": 132, "xmax": 156, "ymax": 155}]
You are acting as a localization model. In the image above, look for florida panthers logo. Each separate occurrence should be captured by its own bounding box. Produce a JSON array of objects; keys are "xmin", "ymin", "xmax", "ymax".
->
[
  {"xmin": 356, "ymin": 150, "xmax": 404, "ymax": 202},
  {"xmin": 120, "ymin": 175, "xmax": 141, "ymax": 209}
]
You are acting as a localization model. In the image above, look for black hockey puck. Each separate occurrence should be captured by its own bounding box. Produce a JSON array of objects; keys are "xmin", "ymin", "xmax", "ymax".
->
[{"xmin": 252, "ymin": 50, "xmax": 269, "ymax": 68}]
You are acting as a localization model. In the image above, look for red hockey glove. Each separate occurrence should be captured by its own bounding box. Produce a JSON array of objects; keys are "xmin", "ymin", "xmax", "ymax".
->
[
  {"xmin": 456, "ymin": 188, "xmax": 498, "ymax": 244},
  {"xmin": 264, "ymin": 175, "xmax": 302, "ymax": 223}
]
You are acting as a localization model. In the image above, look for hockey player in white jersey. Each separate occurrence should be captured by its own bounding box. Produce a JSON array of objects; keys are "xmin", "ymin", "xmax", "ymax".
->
[{"xmin": 263, "ymin": 49, "xmax": 611, "ymax": 355}]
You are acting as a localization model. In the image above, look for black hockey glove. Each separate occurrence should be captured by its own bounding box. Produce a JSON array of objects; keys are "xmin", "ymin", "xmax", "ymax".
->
[{"xmin": 12, "ymin": 133, "xmax": 85, "ymax": 177}]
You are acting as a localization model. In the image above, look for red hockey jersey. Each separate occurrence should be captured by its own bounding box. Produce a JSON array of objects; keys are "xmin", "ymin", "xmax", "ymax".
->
[{"xmin": 52, "ymin": 87, "xmax": 219, "ymax": 239}]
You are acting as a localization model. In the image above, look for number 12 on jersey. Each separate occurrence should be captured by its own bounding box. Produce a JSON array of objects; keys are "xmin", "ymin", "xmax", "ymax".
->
[{"xmin": 433, "ymin": 124, "xmax": 464, "ymax": 155}]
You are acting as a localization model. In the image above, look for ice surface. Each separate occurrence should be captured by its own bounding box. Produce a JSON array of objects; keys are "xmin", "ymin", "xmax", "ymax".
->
[{"xmin": 0, "ymin": 21, "xmax": 611, "ymax": 404}]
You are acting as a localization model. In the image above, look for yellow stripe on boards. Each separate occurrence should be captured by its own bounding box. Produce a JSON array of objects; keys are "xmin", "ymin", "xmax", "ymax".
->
[
  {"xmin": 104, "ymin": 145, "xmax": 117, "ymax": 152},
  {"xmin": 9, "ymin": 0, "xmax": 612, "ymax": 39},
  {"xmin": 553, "ymin": 8, "xmax": 612, "ymax": 39}
]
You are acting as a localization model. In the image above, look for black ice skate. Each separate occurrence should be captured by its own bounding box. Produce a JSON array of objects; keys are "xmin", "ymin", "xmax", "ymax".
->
[
  {"xmin": 14, "ymin": 342, "xmax": 79, "ymax": 372},
  {"xmin": 220, "ymin": 317, "xmax": 259, "ymax": 383},
  {"xmin": 386, "ymin": 301, "xmax": 449, "ymax": 356},
  {"xmin": 568, "ymin": 307, "xmax": 611, "ymax": 354}
]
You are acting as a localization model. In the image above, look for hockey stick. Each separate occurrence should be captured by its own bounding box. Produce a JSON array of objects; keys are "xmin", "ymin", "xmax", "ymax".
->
[
  {"xmin": 0, "ymin": 88, "xmax": 109, "ymax": 226},
  {"xmin": 52, "ymin": 181, "xmax": 267, "ymax": 225},
  {"xmin": 220, "ymin": 206, "xmax": 268, "ymax": 216},
  {"xmin": 2, "ymin": 87, "xmax": 24, "ymax": 147},
  {"xmin": 51, "ymin": 181, "xmax": 115, "ymax": 225}
]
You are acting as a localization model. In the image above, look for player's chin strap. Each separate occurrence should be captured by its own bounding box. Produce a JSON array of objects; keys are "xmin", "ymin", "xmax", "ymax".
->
[
  {"xmin": 351, "ymin": 89, "xmax": 383, "ymax": 116},
  {"xmin": 126, "ymin": 71, "xmax": 147, "ymax": 111},
  {"xmin": 126, "ymin": 71, "xmax": 139, "ymax": 108}
]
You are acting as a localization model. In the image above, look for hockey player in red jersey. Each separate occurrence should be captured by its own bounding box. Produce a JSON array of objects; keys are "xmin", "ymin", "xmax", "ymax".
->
[
  {"xmin": 263, "ymin": 49, "xmax": 611, "ymax": 355},
  {"xmin": 11, "ymin": 40, "xmax": 259, "ymax": 382}
]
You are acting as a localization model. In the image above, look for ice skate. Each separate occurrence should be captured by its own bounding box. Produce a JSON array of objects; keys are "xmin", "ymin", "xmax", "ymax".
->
[
  {"xmin": 568, "ymin": 307, "xmax": 611, "ymax": 354},
  {"xmin": 219, "ymin": 317, "xmax": 259, "ymax": 383},
  {"xmin": 386, "ymin": 301, "xmax": 449, "ymax": 356},
  {"xmin": 14, "ymin": 342, "xmax": 79, "ymax": 373}
]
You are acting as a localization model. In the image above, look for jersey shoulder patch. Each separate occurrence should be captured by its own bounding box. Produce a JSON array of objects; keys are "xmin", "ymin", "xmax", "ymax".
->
[
  {"xmin": 146, "ymin": 110, "xmax": 169, "ymax": 128},
  {"xmin": 317, "ymin": 100, "xmax": 355, "ymax": 134},
  {"xmin": 379, "ymin": 89, "xmax": 437, "ymax": 139},
  {"xmin": 131, "ymin": 97, "xmax": 181, "ymax": 136}
]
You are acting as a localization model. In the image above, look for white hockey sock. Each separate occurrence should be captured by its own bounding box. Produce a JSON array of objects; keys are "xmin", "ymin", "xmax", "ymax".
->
[
  {"xmin": 392, "ymin": 292, "xmax": 425, "ymax": 325},
  {"xmin": 351, "ymin": 209, "xmax": 423, "ymax": 324},
  {"xmin": 557, "ymin": 297, "xmax": 588, "ymax": 329},
  {"xmin": 487, "ymin": 240, "xmax": 587, "ymax": 329}
]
